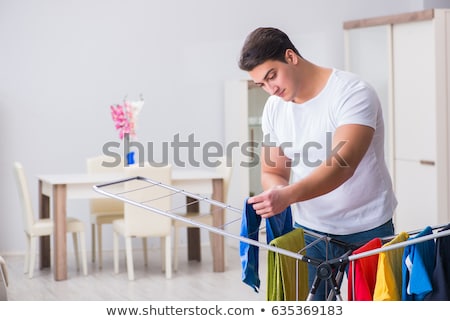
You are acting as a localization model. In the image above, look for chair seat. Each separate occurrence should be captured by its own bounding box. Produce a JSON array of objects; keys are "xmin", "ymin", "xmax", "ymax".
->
[
  {"xmin": 114, "ymin": 218, "xmax": 170, "ymax": 238},
  {"xmin": 30, "ymin": 217, "xmax": 85, "ymax": 235},
  {"xmin": 112, "ymin": 219, "xmax": 125, "ymax": 235},
  {"xmin": 172, "ymin": 212, "xmax": 216, "ymax": 272},
  {"xmin": 89, "ymin": 212, "xmax": 124, "ymax": 268},
  {"xmin": 66, "ymin": 217, "xmax": 87, "ymax": 233},
  {"xmin": 86, "ymin": 154, "xmax": 125, "ymax": 268},
  {"xmin": 173, "ymin": 212, "xmax": 213, "ymax": 228},
  {"xmin": 13, "ymin": 161, "xmax": 88, "ymax": 278},
  {"xmin": 90, "ymin": 212, "xmax": 123, "ymax": 225},
  {"xmin": 172, "ymin": 157, "xmax": 231, "ymax": 272},
  {"xmin": 29, "ymin": 219, "xmax": 53, "ymax": 236},
  {"xmin": 113, "ymin": 164, "xmax": 173, "ymax": 281}
]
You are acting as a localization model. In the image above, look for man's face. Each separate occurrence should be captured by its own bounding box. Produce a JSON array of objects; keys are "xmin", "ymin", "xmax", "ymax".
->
[{"xmin": 248, "ymin": 52, "xmax": 298, "ymax": 102}]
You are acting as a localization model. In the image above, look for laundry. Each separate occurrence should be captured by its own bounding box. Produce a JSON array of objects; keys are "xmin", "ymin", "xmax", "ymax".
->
[
  {"xmin": 373, "ymin": 232, "xmax": 409, "ymax": 301},
  {"xmin": 425, "ymin": 223, "xmax": 450, "ymax": 300},
  {"xmin": 348, "ymin": 238, "xmax": 382, "ymax": 301},
  {"xmin": 267, "ymin": 228, "xmax": 308, "ymax": 301},
  {"xmin": 239, "ymin": 198, "xmax": 293, "ymax": 292},
  {"xmin": 402, "ymin": 226, "xmax": 435, "ymax": 301}
]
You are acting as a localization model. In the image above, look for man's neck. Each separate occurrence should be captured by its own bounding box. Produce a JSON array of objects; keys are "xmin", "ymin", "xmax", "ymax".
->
[{"xmin": 293, "ymin": 60, "xmax": 332, "ymax": 104}]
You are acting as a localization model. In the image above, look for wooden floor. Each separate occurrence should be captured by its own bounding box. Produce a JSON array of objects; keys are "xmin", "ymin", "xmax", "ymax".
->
[{"xmin": 2, "ymin": 244, "xmax": 268, "ymax": 301}]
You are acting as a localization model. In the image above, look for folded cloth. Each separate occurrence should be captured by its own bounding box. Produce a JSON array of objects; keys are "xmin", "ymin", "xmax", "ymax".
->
[
  {"xmin": 240, "ymin": 198, "xmax": 293, "ymax": 292},
  {"xmin": 267, "ymin": 228, "xmax": 308, "ymax": 301}
]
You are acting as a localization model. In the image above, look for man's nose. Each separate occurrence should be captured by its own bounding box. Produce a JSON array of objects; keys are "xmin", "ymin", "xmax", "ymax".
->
[{"xmin": 268, "ymin": 83, "xmax": 279, "ymax": 95}]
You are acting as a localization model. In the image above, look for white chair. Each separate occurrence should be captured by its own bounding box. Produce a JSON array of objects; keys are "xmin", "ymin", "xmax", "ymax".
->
[
  {"xmin": 0, "ymin": 256, "xmax": 8, "ymax": 300},
  {"xmin": 86, "ymin": 155, "xmax": 124, "ymax": 269},
  {"xmin": 113, "ymin": 164, "xmax": 173, "ymax": 280},
  {"xmin": 172, "ymin": 159, "xmax": 232, "ymax": 271},
  {"xmin": 13, "ymin": 162, "xmax": 88, "ymax": 278}
]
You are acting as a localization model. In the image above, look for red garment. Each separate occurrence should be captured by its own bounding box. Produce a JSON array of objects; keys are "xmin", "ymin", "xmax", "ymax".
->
[{"xmin": 348, "ymin": 238, "xmax": 382, "ymax": 301}]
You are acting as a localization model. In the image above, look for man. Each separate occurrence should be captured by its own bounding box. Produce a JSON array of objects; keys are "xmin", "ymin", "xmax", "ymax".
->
[{"xmin": 239, "ymin": 27, "xmax": 397, "ymax": 300}]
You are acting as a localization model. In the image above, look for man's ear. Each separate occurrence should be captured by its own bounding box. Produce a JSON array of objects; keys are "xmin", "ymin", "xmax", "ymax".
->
[{"xmin": 285, "ymin": 49, "xmax": 298, "ymax": 64}]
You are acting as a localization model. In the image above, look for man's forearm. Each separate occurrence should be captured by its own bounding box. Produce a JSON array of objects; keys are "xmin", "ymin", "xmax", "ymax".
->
[{"xmin": 261, "ymin": 171, "xmax": 290, "ymax": 191}]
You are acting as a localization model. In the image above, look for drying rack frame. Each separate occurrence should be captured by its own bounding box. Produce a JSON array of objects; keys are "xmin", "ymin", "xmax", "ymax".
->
[
  {"xmin": 93, "ymin": 176, "xmax": 311, "ymax": 261},
  {"xmin": 93, "ymin": 175, "xmax": 450, "ymax": 301}
]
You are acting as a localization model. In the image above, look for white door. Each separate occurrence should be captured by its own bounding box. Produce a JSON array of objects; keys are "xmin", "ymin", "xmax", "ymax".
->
[{"xmin": 392, "ymin": 20, "xmax": 438, "ymax": 232}]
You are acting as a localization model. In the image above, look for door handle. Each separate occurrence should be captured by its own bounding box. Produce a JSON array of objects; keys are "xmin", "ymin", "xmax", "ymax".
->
[{"xmin": 419, "ymin": 160, "xmax": 435, "ymax": 166}]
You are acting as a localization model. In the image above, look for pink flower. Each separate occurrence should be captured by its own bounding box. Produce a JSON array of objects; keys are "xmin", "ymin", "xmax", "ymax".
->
[{"xmin": 110, "ymin": 97, "xmax": 143, "ymax": 140}]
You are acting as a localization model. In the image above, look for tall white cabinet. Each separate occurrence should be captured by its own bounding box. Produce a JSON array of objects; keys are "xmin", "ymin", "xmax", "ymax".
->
[{"xmin": 344, "ymin": 9, "xmax": 450, "ymax": 232}]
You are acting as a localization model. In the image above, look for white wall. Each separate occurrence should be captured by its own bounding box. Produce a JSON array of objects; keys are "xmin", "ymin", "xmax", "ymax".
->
[{"xmin": 0, "ymin": 0, "xmax": 426, "ymax": 254}]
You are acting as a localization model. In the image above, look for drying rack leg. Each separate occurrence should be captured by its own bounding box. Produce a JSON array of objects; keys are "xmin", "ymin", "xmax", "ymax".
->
[
  {"xmin": 326, "ymin": 260, "xmax": 348, "ymax": 301},
  {"xmin": 306, "ymin": 274, "xmax": 322, "ymax": 301},
  {"xmin": 306, "ymin": 257, "xmax": 349, "ymax": 301}
]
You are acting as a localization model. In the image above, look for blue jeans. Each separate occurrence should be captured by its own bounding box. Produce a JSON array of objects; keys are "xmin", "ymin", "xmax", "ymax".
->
[{"xmin": 295, "ymin": 219, "xmax": 394, "ymax": 301}]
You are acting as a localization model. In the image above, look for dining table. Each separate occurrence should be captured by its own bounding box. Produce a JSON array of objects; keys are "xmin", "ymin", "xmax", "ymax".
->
[{"xmin": 37, "ymin": 167, "xmax": 225, "ymax": 281}]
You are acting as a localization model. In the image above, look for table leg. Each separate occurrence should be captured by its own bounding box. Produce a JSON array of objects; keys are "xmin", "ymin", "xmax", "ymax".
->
[
  {"xmin": 38, "ymin": 180, "xmax": 51, "ymax": 269},
  {"xmin": 53, "ymin": 184, "xmax": 67, "ymax": 281},
  {"xmin": 211, "ymin": 178, "xmax": 225, "ymax": 272},
  {"xmin": 186, "ymin": 197, "xmax": 201, "ymax": 262}
]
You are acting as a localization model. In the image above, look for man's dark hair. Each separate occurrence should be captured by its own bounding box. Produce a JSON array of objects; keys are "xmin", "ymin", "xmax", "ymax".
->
[{"xmin": 238, "ymin": 27, "xmax": 301, "ymax": 71}]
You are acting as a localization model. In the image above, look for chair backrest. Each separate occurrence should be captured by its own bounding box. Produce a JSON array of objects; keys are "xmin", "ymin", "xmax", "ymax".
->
[
  {"xmin": 13, "ymin": 162, "xmax": 35, "ymax": 233},
  {"xmin": 123, "ymin": 164, "xmax": 172, "ymax": 237},
  {"xmin": 86, "ymin": 155, "xmax": 124, "ymax": 214},
  {"xmin": 217, "ymin": 158, "xmax": 233, "ymax": 203}
]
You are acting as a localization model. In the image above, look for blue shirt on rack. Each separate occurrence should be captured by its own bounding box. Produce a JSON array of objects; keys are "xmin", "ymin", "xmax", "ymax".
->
[
  {"xmin": 239, "ymin": 198, "xmax": 293, "ymax": 292},
  {"xmin": 402, "ymin": 226, "xmax": 435, "ymax": 300}
]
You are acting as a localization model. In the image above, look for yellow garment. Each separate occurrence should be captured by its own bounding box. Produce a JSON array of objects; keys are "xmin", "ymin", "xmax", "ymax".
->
[
  {"xmin": 373, "ymin": 232, "xmax": 409, "ymax": 301},
  {"xmin": 267, "ymin": 228, "xmax": 308, "ymax": 301}
]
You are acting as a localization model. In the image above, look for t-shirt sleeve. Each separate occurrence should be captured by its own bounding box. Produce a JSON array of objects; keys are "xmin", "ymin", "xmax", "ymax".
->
[{"xmin": 335, "ymin": 83, "xmax": 380, "ymax": 130}]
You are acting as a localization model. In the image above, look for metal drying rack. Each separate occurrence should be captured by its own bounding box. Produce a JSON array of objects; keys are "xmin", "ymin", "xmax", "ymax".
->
[
  {"xmin": 93, "ymin": 175, "xmax": 355, "ymax": 301},
  {"xmin": 93, "ymin": 175, "xmax": 450, "ymax": 301}
]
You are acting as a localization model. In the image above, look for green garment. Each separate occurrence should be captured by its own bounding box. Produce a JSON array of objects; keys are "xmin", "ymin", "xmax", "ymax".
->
[{"xmin": 267, "ymin": 228, "xmax": 309, "ymax": 301}]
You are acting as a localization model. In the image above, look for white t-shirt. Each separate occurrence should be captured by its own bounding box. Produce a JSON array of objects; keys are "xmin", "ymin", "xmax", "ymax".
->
[{"xmin": 261, "ymin": 69, "xmax": 397, "ymax": 235}]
